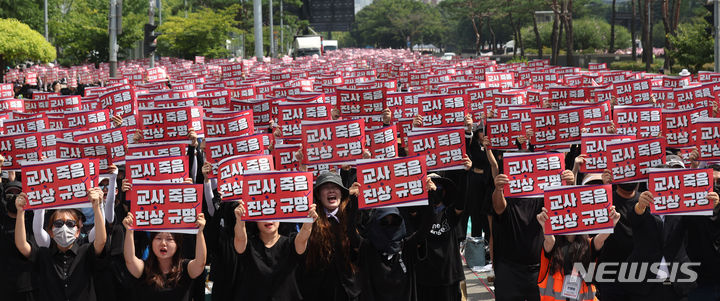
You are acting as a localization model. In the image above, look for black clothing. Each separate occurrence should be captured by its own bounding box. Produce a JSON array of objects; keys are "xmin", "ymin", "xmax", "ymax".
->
[
  {"xmin": 415, "ymin": 205, "xmax": 465, "ymax": 287},
  {"xmin": 595, "ymin": 189, "xmax": 637, "ymax": 263},
  {"xmin": 686, "ymin": 206, "xmax": 720, "ymax": 285},
  {"xmin": 0, "ymin": 212, "xmax": 35, "ymax": 298},
  {"xmin": 29, "ymin": 242, "xmax": 102, "ymax": 301},
  {"xmin": 132, "ymin": 259, "xmax": 196, "ymax": 301},
  {"xmin": 235, "ymin": 234, "xmax": 304, "ymax": 301}
]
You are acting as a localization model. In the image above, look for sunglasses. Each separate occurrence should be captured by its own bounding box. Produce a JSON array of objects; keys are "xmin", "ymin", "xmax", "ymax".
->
[{"xmin": 53, "ymin": 219, "xmax": 77, "ymax": 228}]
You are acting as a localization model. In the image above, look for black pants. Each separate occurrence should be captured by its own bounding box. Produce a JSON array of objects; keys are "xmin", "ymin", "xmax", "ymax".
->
[
  {"xmin": 494, "ymin": 260, "xmax": 541, "ymax": 301},
  {"xmin": 417, "ymin": 282, "xmax": 461, "ymax": 301}
]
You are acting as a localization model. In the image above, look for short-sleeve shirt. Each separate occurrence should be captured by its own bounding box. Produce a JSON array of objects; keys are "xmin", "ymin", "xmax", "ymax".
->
[
  {"xmin": 492, "ymin": 197, "xmax": 544, "ymax": 266},
  {"xmin": 235, "ymin": 234, "xmax": 304, "ymax": 301},
  {"xmin": 134, "ymin": 259, "xmax": 195, "ymax": 301},
  {"xmin": 29, "ymin": 242, "xmax": 100, "ymax": 301}
]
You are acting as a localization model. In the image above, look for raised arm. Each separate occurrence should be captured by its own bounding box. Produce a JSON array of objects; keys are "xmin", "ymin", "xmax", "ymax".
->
[
  {"xmin": 492, "ymin": 174, "xmax": 509, "ymax": 215},
  {"xmin": 233, "ymin": 201, "xmax": 248, "ymax": 254},
  {"xmin": 32, "ymin": 207, "xmax": 51, "ymax": 247},
  {"xmin": 14, "ymin": 193, "xmax": 32, "ymax": 258},
  {"xmin": 202, "ymin": 161, "xmax": 216, "ymax": 217},
  {"xmin": 482, "ymin": 136, "xmax": 499, "ymax": 178},
  {"xmin": 89, "ymin": 187, "xmax": 107, "ymax": 255},
  {"xmin": 122, "ymin": 213, "xmax": 145, "ymax": 278},
  {"xmin": 592, "ymin": 206, "xmax": 621, "ymax": 251},
  {"xmin": 536, "ymin": 207, "xmax": 556, "ymax": 253},
  {"xmin": 295, "ymin": 204, "xmax": 318, "ymax": 255},
  {"xmin": 187, "ymin": 213, "xmax": 207, "ymax": 279}
]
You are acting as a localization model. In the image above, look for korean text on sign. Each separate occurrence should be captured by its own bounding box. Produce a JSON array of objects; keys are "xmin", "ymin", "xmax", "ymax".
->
[
  {"xmin": 648, "ymin": 168, "xmax": 714, "ymax": 215},
  {"xmin": 217, "ymin": 154, "xmax": 275, "ymax": 201},
  {"xmin": 125, "ymin": 155, "xmax": 189, "ymax": 183},
  {"xmin": 406, "ymin": 127, "xmax": 467, "ymax": 171},
  {"xmin": 240, "ymin": 171, "xmax": 314, "ymax": 223},
  {"xmin": 543, "ymin": 185, "xmax": 614, "ymax": 235},
  {"xmin": 302, "ymin": 119, "xmax": 366, "ymax": 165},
  {"xmin": 503, "ymin": 152, "xmax": 566, "ymax": 198},
  {"xmin": 127, "ymin": 183, "xmax": 203, "ymax": 233},
  {"xmin": 22, "ymin": 158, "xmax": 93, "ymax": 210},
  {"xmin": 355, "ymin": 156, "xmax": 428, "ymax": 209}
]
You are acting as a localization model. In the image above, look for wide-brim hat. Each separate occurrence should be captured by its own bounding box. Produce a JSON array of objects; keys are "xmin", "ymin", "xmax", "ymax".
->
[{"xmin": 313, "ymin": 171, "xmax": 349, "ymax": 200}]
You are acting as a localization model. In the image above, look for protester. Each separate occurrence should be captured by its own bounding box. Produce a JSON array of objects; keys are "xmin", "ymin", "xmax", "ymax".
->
[{"xmin": 0, "ymin": 178, "xmax": 36, "ymax": 300}]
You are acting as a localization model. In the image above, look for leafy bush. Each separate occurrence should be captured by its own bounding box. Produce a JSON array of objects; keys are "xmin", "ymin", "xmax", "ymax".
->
[
  {"xmin": 668, "ymin": 21, "xmax": 713, "ymax": 73},
  {"xmin": 610, "ymin": 59, "xmax": 665, "ymax": 72}
]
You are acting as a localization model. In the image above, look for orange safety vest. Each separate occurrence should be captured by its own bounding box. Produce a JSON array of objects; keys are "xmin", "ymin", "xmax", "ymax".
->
[{"xmin": 537, "ymin": 248, "xmax": 598, "ymax": 301}]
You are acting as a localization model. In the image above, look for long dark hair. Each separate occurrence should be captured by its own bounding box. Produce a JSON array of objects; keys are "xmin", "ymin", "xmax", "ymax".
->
[
  {"xmin": 548, "ymin": 235, "xmax": 592, "ymax": 275},
  {"xmin": 144, "ymin": 232, "xmax": 184, "ymax": 289},
  {"xmin": 306, "ymin": 194, "xmax": 356, "ymax": 273}
]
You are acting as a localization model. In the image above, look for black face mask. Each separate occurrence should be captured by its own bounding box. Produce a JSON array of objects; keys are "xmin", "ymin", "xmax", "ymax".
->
[
  {"xmin": 429, "ymin": 187, "xmax": 444, "ymax": 205},
  {"xmin": 4, "ymin": 194, "xmax": 17, "ymax": 215},
  {"xmin": 618, "ymin": 183, "xmax": 639, "ymax": 193}
]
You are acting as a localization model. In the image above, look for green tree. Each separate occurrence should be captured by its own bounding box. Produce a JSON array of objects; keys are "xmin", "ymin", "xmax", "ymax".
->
[
  {"xmin": 0, "ymin": 18, "xmax": 56, "ymax": 73},
  {"xmin": 668, "ymin": 19, "xmax": 713, "ymax": 72},
  {"xmin": 157, "ymin": 4, "xmax": 241, "ymax": 59},
  {"xmin": 350, "ymin": 0, "xmax": 445, "ymax": 49}
]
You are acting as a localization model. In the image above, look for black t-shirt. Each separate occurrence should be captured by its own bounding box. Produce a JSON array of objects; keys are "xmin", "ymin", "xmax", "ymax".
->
[
  {"xmin": 0, "ymin": 213, "xmax": 34, "ymax": 294},
  {"xmin": 686, "ymin": 206, "xmax": 720, "ymax": 284},
  {"xmin": 359, "ymin": 237, "xmax": 419, "ymax": 301},
  {"xmin": 236, "ymin": 234, "xmax": 304, "ymax": 301},
  {"xmin": 133, "ymin": 259, "xmax": 195, "ymax": 301},
  {"xmin": 595, "ymin": 189, "xmax": 637, "ymax": 263},
  {"xmin": 29, "ymin": 242, "xmax": 101, "ymax": 301},
  {"xmin": 415, "ymin": 206, "xmax": 465, "ymax": 286},
  {"xmin": 492, "ymin": 197, "xmax": 544, "ymax": 266}
]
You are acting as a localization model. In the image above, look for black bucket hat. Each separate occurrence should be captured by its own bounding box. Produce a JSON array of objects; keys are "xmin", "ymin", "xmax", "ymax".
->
[{"xmin": 313, "ymin": 171, "xmax": 349, "ymax": 200}]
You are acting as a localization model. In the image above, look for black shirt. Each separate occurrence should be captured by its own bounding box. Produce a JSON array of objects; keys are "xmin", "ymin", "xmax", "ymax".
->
[
  {"xmin": 686, "ymin": 206, "xmax": 720, "ymax": 284},
  {"xmin": 235, "ymin": 234, "xmax": 304, "ymax": 301},
  {"xmin": 133, "ymin": 259, "xmax": 195, "ymax": 301},
  {"xmin": 595, "ymin": 189, "xmax": 637, "ymax": 263},
  {"xmin": 30, "ymin": 242, "xmax": 101, "ymax": 301},
  {"xmin": 415, "ymin": 205, "xmax": 465, "ymax": 286},
  {"xmin": 0, "ymin": 213, "xmax": 34, "ymax": 295},
  {"xmin": 492, "ymin": 197, "xmax": 544, "ymax": 266}
]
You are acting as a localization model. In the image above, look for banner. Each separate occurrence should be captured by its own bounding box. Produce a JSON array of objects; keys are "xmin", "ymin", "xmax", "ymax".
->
[
  {"xmin": 239, "ymin": 171, "xmax": 314, "ymax": 223},
  {"xmin": 694, "ymin": 117, "xmax": 720, "ymax": 161},
  {"xmin": 128, "ymin": 183, "xmax": 203, "ymax": 233},
  {"xmin": 139, "ymin": 106, "xmax": 204, "ymax": 142},
  {"xmin": 125, "ymin": 155, "xmax": 189, "ymax": 183},
  {"xmin": 418, "ymin": 94, "xmax": 468, "ymax": 128},
  {"xmin": 127, "ymin": 142, "xmax": 187, "ymax": 158},
  {"xmin": 580, "ymin": 134, "xmax": 635, "ymax": 173},
  {"xmin": 503, "ymin": 152, "xmax": 565, "ymax": 198},
  {"xmin": 4, "ymin": 116, "xmax": 48, "ymax": 134},
  {"xmin": 301, "ymin": 119, "xmax": 366, "ymax": 165},
  {"xmin": 273, "ymin": 144, "xmax": 302, "ymax": 171},
  {"xmin": 406, "ymin": 127, "xmax": 467, "ymax": 171},
  {"xmin": 21, "ymin": 158, "xmax": 93, "ymax": 210},
  {"xmin": 487, "ymin": 118, "xmax": 524, "ymax": 150},
  {"xmin": 531, "ymin": 107, "xmax": 583, "ymax": 147},
  {"xmin": 606, "ymin": 138, "xmax": 666, "ymax": 183},
  {"xmin": 0, "ymin": 132, "xmax": 42, "ymax": 171},
  {"xmin": 543, "ymin": 184, "xmax": 614, "ymax": 235},
  {"xmin": 204, "ymin": 110, "xmax": 254, "ymax": 138},
  {"xmin": 614, "ymin": 78, "xmax": 652, "ymax": 105},
  {"xmin": 99, "ymin": 89, "xmax": 138, "ymax": 127},
  {"xmin": 336, "ymin": 87, "xmax": 386, "ymax": 116},
  {"xmin": 205, "ymin": 134, "xmax": 266, "ymax": 172},
  {"xmin": 365, "ymin": 125, "xmax": 398, "ymax": 159},
  {"xmin": 62, "ymin": 109, "xmax": 110, "ymax": 130},
  {"xmin": 355, "ymin": 156, "xmax": 428, "ymax": 209},
  {"xmin": 277, "ymin": 102, "xmax": 332, "ymax": 139},
  {"xmin": 613, "ymin": 105, "xmax": 662, "ymax": 138},
  {"xmin": 216, "ymin": 154, "xmax": 275, "ymax": 201},
  {"xmin": 647, "ymin": 168, "xmax": 714, "ymax": 215},
  {"xmin": 55, "ymin": 139, "xmax": 113, "ymax": 173}
]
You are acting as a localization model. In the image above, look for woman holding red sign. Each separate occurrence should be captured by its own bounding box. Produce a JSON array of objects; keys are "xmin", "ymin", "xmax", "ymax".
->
[
  {"xmin": 121, "ymin": 211, "xmax": 207, "ymax": 301},
  {"xmin": 13, "ymin": 187, "xmax": 107, "ymax": 301}
]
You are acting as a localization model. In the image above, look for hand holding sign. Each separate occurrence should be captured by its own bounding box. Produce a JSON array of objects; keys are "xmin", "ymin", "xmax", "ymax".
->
[
  {"xmin": 196, "ymin": 213, "xmax": 206, "ymax": 231},
  {"xmin": 709, "ymin": 192, "xmax": 720, "ymax": 207},
  {"xmin": 635, "ymin": 191, "xmax": 654, "ymax": 215},
  {"xmin": 121, "ymin": 179, "xmax": 132, "ymax": 192},
  {"xmin": 123, "ymin": 213, "xmax": 133, "ymax": 230},
  {"xmin": 89, "ymin": 187, "xmax": 104, "ymax": 207},
  {"xmin": 15, "ymin": 192, "xmax": 28, "ymax": 213}
]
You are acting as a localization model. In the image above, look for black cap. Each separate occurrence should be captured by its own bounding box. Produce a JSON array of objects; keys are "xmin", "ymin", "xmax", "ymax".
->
[{"xmin": 313, "ymin": 171, "xmax": 349, "ymax": 199}]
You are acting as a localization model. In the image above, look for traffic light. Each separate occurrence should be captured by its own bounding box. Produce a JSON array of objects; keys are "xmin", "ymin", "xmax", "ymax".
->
[
  {"xmin": 143, "ymin": 23, "xmax": 159, "ymax": 57},
  {"xmin": 705, "ymin": 3, "xmax": 714, "ymax": 37}
]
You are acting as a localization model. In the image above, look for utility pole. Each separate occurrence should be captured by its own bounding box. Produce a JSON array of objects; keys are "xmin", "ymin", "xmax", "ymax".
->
[
  {"xmin": 44, "ymin": 0, "xmax": 49, "ymax": 40},
  {"xmin": 149, "ymin": 0, "xmax": 155, "ymax": 68},
  {"xmin": 280, "ymin": 0, "xmax": 284, "ymax": 55},
  {"xmin": 254, "ymin": 0, "xmax": 263, "ymax": 61},
  {"xmin": 109, "ymin": 0, "xmax": 118, "ymax": 77},
  {"xmin": 157, "ymin": 0, "xmax": 162, "ymax": 24},
  {"xmin": 269, "ymin": 0, "xmax": 275, "ymax": 57}
]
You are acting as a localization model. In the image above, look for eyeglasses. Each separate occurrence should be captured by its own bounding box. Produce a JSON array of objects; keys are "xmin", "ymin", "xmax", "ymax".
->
[{"xmin": 52, "ymin": 219, "xmax": 77, "ymax": 228}]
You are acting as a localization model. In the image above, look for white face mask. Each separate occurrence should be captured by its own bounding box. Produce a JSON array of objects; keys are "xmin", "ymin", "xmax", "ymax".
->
[{"xmin": 52, "ymin": 225, "xmax": 77, "ymax": 248}]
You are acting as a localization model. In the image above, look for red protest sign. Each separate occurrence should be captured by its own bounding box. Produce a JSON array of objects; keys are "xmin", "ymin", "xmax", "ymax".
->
[
  {"xmin": 277, "ymin": 102, "xmax": 332, "ymax": 139},
  {"xmin": 128, "ymin": 183, "xmax": 203, "ymax": 233},
  {"xmin": 580, "ymin": 134, "xmax": 635, "ymax": 173},
  {"xmin": 21, "ymin": 158, "xmax": 93, "ymax": 210},
  {"xmin": 62, "ymin": 109, "xmax": 110, "ymax": 130},
  {"xmin": 4, "ymin": 116, "xmax": 48, "ymax": 134},
  {"xmin": 606, "ymin": 138, "xmax": 666, "ymax": 183},
  {"xmin": 365, "ymin": 125, "xmax": 398, "ymax": 159},
  {"xmin": 355, "ymin": 156, "xmax": 427, "ymax": 209},
  {"xmin": 487, "ymin": 118, "xmax": 524, "ymax": 150},
  {"xmin": 273, "ymin": 144, "xmax": 302, "ymax": 171},
  {"xmin": 531, "ymin": 107, "xmax": 583, "ymax": 147},
  {"xmin": 125, "ymin": 155, "xmax": 189, "ymax": 183},
  {"xmin": 694, "ymin": 117, "xmax": 720, "ymax": 161},
  {"xmin": 196, "ymin": 89, "xmax": 231, "ymax": 110},
  {"xmin": 127, "ymin": 142, "xmax": 187, "ymax": 158},
  {"xmin": 503, "ymin": 152, "xmax": 565, "ymax": 198},
  {"xmin": 544, "ymin": 185, "xmax": 614, "ymax": 235},
  {"xmin": 301, "ymin": 119, "xmax": 366, "ymax": 165},
  {"xmin": 613, "ymin": 105, "xmax": 662, "ymax": 138},
  {"xmin": 99, "ymin": 89, "xmax": 138, "ymax": 127},
  {"xmin": 205, "ymin": 134, "xmax": 266, "ymax": 171},
  {"xmin": 239, "ymin": 171, "xmax": 314, "ymax": 223},
  {"xmin": 204, "ymin": 110, "xmax": 254, "ymax": 138},
  {"xmin": 419, "ymin": 94, "xmax": 468, "ymax": 128},
  {"xmin": 46, "ymin": 95, "xmax": 82, "ymax": 112},
  {"xmin": 336, "ymin": 87, "xmax": 386, "ymax": 116},
  {"xmin": 0, "ymin": 98, "xmax": 25, "ymax": 112},
  {"xmin": 73, "ymin": 127, "xmax": 127, "ymax": 164},
  {"xmin": 0, "ymin": 131, "xmax": 42, "ymax": 171},
  {"xmin": 216, "ymin": 154, "xmax": 274, "ymax": 200},
  {"xmin": 406, "ymin": 128, "xmax": 466, "ymax": 171},
  {"xmin": 648, "ymin": 168, "xmax": 714, "ymax": 215},
  {"xmin": 55, "ymin": 139, "xmax": 113, "ymax": 173},
  {"xmin": 662, "ymin": 107, "xmax": 711, "ymax": 148},
  {"xmin": 139, "ymin": 106, "xmax": 204, "ymax": 142},
  {"xmin": 613, "ymin": 78, "xmax": 652, "ymax": 105},
  {"xmin": 673, "ymin": 85, "xmax": 714, "ymax": 110}
]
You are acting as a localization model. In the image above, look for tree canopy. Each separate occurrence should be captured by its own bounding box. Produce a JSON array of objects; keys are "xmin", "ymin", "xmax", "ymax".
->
[
  {"xmin": 157, "ymin": 4, "xmax": 241, "ymax": 59},
  {"xmin": 0, "ymin": 18, "xmax": 56, "ymax": 70}
]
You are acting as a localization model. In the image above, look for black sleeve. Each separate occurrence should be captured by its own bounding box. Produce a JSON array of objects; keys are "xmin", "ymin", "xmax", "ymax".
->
[
  {"xmin": 346, "ymin": 195, "xmax": 364, "ymax": 249},
  {"xmin": 205, "ymin": 201, "xmax": 236, "ymax": 261},
  {"xmin": 340, "ymin": 167, "xmax": 357, "ymax": 188},
  {"xmin": 187, "ymin": 145, "xmax": 199, "ymax": 183},
  {"xmin": 403, "ymin": 204, "xmax": 434, "ymax": 248}
]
